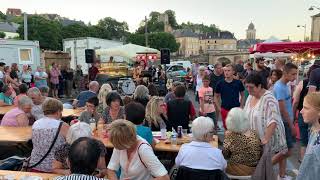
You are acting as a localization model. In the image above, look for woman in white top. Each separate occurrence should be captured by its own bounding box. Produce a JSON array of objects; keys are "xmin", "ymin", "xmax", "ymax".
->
[
  {"xmin": 34, "ymin": 66, "xmax": 48, "ymax": 88},
  {"xmin": 175, "ymin": 116, "xmax": 227, "ymax": 170},
  {"xmin": 107, "ymin": 120, "xmax": 169, "ymax": 180}
]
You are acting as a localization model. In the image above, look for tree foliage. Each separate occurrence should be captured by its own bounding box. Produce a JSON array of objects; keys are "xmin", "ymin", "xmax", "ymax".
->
[
  {"xmin": 127, "ymin": 32, "xmax": 179, "ymax": 52},
  {"xmin": 0, "ymin": 11, "xmax": 6, "ymax": 21},
  {"xmin": 179, "ymin": 22, "xmax": 219, "ymax": 33},
  {"xmin": 17, "ymin": 15, "xmax": 63, "ymax": 50},
  {"xmin": 164, "ymin": 10, "xmax": 178, "ymax": 28},
  {"xmin": 0, "ymin": 31, "xmax": 5, "ymax": 38},
  {"xmin": 97, "ymin": 17, "xmax": 129, "ymax": 40}
]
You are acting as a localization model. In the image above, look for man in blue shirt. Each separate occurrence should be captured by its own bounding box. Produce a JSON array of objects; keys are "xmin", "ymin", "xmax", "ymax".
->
[
  {"xmin": 73, "ymin": 81, "xmax": 99, "ymax": 108},
  {"xmin": 273, "ymin": 62, "xmax": 298, "ymax": 180},
  {"xmin": 215, "ymin": 64, "xmax": 245, "ymax": 130}
]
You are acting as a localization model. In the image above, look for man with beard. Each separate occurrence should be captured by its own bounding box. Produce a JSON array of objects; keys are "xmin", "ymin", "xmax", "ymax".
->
[{"xmin": 253, "ymin": 57, "xmax": 270, "ymax": 89}]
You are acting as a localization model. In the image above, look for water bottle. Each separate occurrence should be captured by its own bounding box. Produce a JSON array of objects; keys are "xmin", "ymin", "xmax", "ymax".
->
[
  {"xmin": 171, "ymin": 133, "xmax": 177, "ymax": 146},
  {"xmin": 89, "ymin": 115, "xmax": 96, "ymax": 132}
]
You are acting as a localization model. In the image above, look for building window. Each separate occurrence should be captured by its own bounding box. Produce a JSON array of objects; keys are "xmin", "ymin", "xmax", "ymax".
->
[
  {"xmin": 18, "ymin": 48, "xmax": 33, "ymax": 64},
  {"xmin": 215, "ymin": 41, "xmax": 217, "ymax": 43}
]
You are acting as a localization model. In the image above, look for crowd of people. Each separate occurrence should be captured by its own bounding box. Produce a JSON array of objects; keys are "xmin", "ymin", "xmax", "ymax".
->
[{"xmin": 0, "ymin": 57, "xmax": 320, "ymax": 180}]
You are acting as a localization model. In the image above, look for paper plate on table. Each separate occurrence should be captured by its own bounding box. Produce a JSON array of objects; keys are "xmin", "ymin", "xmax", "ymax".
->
[{"xmin": 20, "ymin": 176, "xmax": 43, "ymax": 180}]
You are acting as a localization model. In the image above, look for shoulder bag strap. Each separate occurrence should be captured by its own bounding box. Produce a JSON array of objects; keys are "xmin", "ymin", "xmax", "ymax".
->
[
  {"xmin": 137, "ymin": 142, "xmax": 152, "ymax": 169},
  {"xmin": 28, "ymin": 122, "xmax": 63, "ymax": 169}
]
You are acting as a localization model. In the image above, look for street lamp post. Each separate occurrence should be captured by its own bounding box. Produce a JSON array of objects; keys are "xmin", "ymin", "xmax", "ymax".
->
[{"xmin": 297, "ymin": 24, "xmax": 306, "ymax": 41}]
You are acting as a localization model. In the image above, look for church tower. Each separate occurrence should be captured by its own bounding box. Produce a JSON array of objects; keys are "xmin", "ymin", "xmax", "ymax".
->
[{"xmin": 246, "ymin": 22, "xmax": 256, "ymax": 40}]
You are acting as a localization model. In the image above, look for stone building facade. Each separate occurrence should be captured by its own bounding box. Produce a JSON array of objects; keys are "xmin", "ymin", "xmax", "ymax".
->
[{"xmin": 311, "ymin": 13, "xmax": 320, "ymax": 41}]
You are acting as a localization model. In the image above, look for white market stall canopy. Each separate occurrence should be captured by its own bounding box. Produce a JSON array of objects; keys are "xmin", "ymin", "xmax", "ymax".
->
[
  {"xmin": 252, "ymin": 52, "xmax": 296, "ymax": 58},
  {"xmin": 95, "ymin": 43, "xmax": 160, "ymax": 61}
]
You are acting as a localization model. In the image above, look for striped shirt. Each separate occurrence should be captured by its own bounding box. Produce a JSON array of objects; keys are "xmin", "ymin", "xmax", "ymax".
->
[{"xmin": 54, "ymin": 174, "xmax": 106, "ymax": 180}]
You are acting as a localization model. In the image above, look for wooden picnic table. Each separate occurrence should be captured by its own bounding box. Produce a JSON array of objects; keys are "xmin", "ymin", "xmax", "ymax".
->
[
  {"xmin": 0, "ymin": 170, "xmax": 59, "ymax": 179},
  {"xmin": 0, "ymin": 126, "xmax": 218, "ymax": 152},
  {"xmin": 0, "ymin": 105, "xmax": 82, "ymax": 117}
]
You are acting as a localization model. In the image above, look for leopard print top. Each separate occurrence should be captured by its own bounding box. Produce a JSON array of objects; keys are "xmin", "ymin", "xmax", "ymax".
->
[{"xmin": 222, "ymin": 130, "xmax": 262, "ymax": 167}]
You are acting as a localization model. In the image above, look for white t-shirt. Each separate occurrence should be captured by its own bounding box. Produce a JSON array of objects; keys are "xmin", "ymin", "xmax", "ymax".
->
[
  {"xmin": 175, "ymin": 141, "xmax": 227, "ymax": 170},
  {"xmin": 0, "ymin": 71, "xmax": 4, "ymax": 80},
  {"xmin": 107, "ymin": 137, "xmax": 167, "ymax": 180}
]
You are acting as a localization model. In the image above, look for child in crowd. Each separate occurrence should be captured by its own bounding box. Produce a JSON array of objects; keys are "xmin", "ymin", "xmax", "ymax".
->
[
  {"xmin": 78, "ymin": 96, "xmax": 102, "ymax": 125},
  {"xmin": 39, "ymin": 86, "xmax": 49, "ymax": 97},
  {"xmin": 198, "ymin": 75, "xmax": 218, "ymax": 130}
]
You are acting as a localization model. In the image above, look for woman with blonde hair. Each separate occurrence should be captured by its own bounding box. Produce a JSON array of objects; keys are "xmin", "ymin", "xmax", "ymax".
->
[
  {"xmin": 297, "ymin": 92, "xmax": 320, "ymax": 179},
  {"xmin": 223, "ymin": 107, "xmax": 262, "ymax": 176},
  {"xmin": 145, "ymin": 96, "xmax": 168, "ymax": 131},
  {"xmin": 107, "ymin": 120, "xmax": 169, "ymax": 180},
  {"xmin": 97, "ymin": 83, "xmax": 112, "ymax": 113}
]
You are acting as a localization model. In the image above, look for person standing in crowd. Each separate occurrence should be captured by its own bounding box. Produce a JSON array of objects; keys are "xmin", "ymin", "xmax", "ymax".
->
[
  {"xmin": 53, "ymin": 123, "xmax": 107, "ymax": 178},
  {"xmin": 58, "ymin": 65, "xmax": 66, "ymax": 98},
  {"xmin": 275, "ymin": 58, "xmax": 286, "ymax": 71},
  {"xmin": 223, "ymin": 108, "xmax": 262, "ymax": 176},
  {"xmin": 175, "ymin": 116, "xmax": 226, "ymax": 172},
  {"xmin": 34, "ymin": 66, "xmax": 48, "ymax": 88},
  {"xmin": 27, "ymin": 87, "xmax": 48, "ymax": 120},
  {"xmin": 157, "ymin": 64, "xmax": 165, "ymax": 86},
  {"xmin": 145, "ymin": 96, "xmax": 169, "ymax": 131},
  {"xmin": 209, "ymin": 62, "xmax": 224, "ymax": 93},
  {"xmin": 89, "ymin": 61, "xmax": 100, "ymax": 81},
  {"xmin": 268, "ymin": 59, "xmax": 276, "ymax": 70},
  {"xmin": 192, "ymin": 60, "xmax": 200, "ymax": 89},
  {"xmin": 167, "ymin": 85, "xmax": 195, "ymax": 131},
  {"xmin": 242, "ymin": 62, "xmax": 253, "ymax": 78},
  {"xmin": 29, "ymin": 98, "xmax": 69, "ymax": 173},
  {"xmin": 125, "ymin": 102, "xmax": 154, "ymax": 145},
  {"xmin": 235, "ymin": 59, "xmax": 245, "ymax": 75},
  {"xmin": 133, "ymin": 85, "xmax": 150, "ymax": 107},
  {"xmin": 215, "ymin": 64, "xmax": 245, "ymax": 130},
  {"xmin": 100, "ymin": 91, "xmax": 125, "ymax": 124},
  {"xmin": 268, "ymin": 69, "xmax": 282, "ymax": 90},
  {"xmin": 10, "ymin": 63, "xmax": 19, "ymax": 82},
  {"xmin": 21, "ymin": 64, "xmax": 32, "ymax": 88},
  {"xmin": 297, "ymin": 92, "xmax": 320, "ymax": 180},
  {"xmin": 73, "ymin": 81, "xmax": 99, "ymax": 108},
  {"xmin": 253, "ymin": 57, "xmax": 270, "ymax": 89},
  {"xmin": 50, "ymin": 63, "xmax": 61, "ymax": 99},
  {"xmin": 107, "ymin": 120, "xmax": 169, "ymax": 180},
  {"xmin": 74, "ymin": 65, "xmax": 83, "ymax": 93},
  {"xmin": 54, "ymin": 137, "xmax": 107, "ymax": 180},
  {"xmin": 273, "ymin": 63, "xmax": 298, "ymax": 180},
  {"xmin": 292, "ymin": 68, "xmax": 314, "ymax": 162},
  {"xmin": 78, "ymin": 97, "xmax": 102, "ymax": 125},
  {"xmin": 307, "ymin": 67, "xmax": 320, "ymax": 93},
  {"xmin": 1, "ymin": 96, "xmax": 32, "ymax": 127},
  {"xmin": 199, "ymin": 75, "xmax": 218, "ymax": 130},
  {"xmin": 195, "ymin": 66, "xmax": 206, "ymax": 102},
  {"xmin": 0, "ymin": 85, "xmax": 14, "ymax": 106},
  {"xmin": 64, "ymin": 65, "xmax": 74, "ymax": 98}
]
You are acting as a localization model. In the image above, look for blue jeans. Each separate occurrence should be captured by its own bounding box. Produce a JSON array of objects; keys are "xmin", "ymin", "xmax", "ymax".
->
[
  {"xmin": 298, "ymin": 113, "xmax": 309, "ymax": 147},
  {"xmin": 283, "ymin": 122, "xmax": 296, "ymax": 149}
]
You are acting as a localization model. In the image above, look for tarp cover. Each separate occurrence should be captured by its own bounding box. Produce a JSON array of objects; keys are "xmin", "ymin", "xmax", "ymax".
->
[{"xmin": 250, "ymin": 42, "xmax": 320, "ymax": 54}]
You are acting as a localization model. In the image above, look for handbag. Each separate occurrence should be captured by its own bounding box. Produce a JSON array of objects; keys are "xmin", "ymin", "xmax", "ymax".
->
[{"xmin": 21, "ymin": 122, "xmax": 63, "ymax": 171}]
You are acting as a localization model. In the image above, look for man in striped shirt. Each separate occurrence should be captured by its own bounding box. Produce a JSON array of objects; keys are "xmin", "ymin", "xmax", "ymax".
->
[{"xmin": 54, "ymin": 137, "xmax": 106, "ymax": 180}]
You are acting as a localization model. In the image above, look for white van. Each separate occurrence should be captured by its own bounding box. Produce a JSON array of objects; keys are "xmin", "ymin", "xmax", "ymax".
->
[{"xmin": 170, "ymin": 60, "xmax": 192, "ymax": 70}]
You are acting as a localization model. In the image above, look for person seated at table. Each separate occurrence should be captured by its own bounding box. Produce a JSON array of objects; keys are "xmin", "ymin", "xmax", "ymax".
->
[
  {"xmin": 72, "ymin": 81, "xmax": 99, "ymax": 108},
  {"xmin": 13, "ymin": 83, "xmax": 28, "ymax": 106},
  {"xmin": 29, "ymin": 98, "xmax": 69, "ymax": 173},
  {"xmin": 53, "ymin": 122, "xmax": 107, "ymax": 177},
  {"xmin": 175, "ymin": 116, "xmax": 227, "ymax": 171},
  {"xmin": 166, "ymin": 85, "xmax": 196, "ymax": 131},
  {"xmin": 107, "ymin": 120, "xmax": 169, "ymax": 180},
  {"xmin": 100, "ymin": 91, "xmax": 125, "ymax": 124},
  {"xmin": 145, "ymin": 96, "xmax": 169, "ymax": 131},
  {"xmin": 97, "ymin": 83, "xmax": 112, "ymax": 114},
  {"xmin": 222, "ymin": 107, "xmax": 262, "ymax": 176},
  {"xmin": 78, "ymin": 97, "xmax": 103, "ymax": 125},
  {"xmin": 1, "ymin": 95, "xmax": 32, "ymax": 127},
  {"xmin": 39, "ymin": 86, "xmax": 50, "ymax": 97},
  {"xmin": 27, "ymin": 87, "xmax": 48, "ymax": 120},
  {"xmin": 133, "ymin": 85, "xmax": 150, "ymax": 107},
  {"xmin": 0, "ymin": 85, "xmax": 14, "ymax": 106},
  {"xmin": 54, "ymin": 137, "xmax": 107, "ymax": 180},
  {"xmin": 125, "ymin": 102, "xmax": 154, "ymax": 146}
]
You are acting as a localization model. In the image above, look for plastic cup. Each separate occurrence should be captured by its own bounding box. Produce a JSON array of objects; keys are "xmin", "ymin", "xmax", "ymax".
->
[
  {"xmin": 182, "ymin": 129, "xmax": 188, "ymax": 137},
  {"xmin": 161, "ymin": 128, "xmax": 167, "ymax": 139}
]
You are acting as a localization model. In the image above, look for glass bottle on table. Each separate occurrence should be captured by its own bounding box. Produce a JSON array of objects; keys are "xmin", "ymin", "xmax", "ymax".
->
[{"xmin": 89, "ymin": 114, "xmax": 96, "ymax": 132}]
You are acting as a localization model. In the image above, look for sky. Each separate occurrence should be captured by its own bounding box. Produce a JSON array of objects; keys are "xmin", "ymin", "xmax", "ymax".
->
[{"xmin": 1, "ymin": 0, "xmax": 319, "ymax": 41}]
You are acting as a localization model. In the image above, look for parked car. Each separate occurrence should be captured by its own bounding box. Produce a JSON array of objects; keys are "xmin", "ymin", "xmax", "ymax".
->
[
  {"xmin": 170, "ymin": 60, "xmax": 192, "ymax": 70},
  {"xmin": 166, "ymin": 64, "xmax": 187, "ymax": 81}
]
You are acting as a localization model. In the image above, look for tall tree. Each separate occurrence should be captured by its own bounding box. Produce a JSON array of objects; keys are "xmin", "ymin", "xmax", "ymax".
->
[
  {"xmin": 97, "ymin": 17, "xmax": 129, "ymax": 40},
  {"xmin": 17, "ymin": 15, "xmax": 63, "ymax": 50},
  {"xmin": 164, "ymin": 10, "xmax": 178, "ymax": 28},
  {"xmin": 127, "ymin": 32, "xmax": 179, "ymax": 52},
  {"xmin": 0, "ymin": 11, "xmax": 6, "ymax": 21},
  {"xmin": 62, "ymin": 23, "xmax": 90, "ymax": 39}
]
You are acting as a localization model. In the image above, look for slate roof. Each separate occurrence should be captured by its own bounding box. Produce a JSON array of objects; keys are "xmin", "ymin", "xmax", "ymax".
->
[
  {"xmin": 199, "ymin": 31, "xmax": 236, "ymax": 40},
  {"xmin": 0, "ymin": 22, "xmax": 18, "ymax": 32},
  {"xmin": 172, "ymin": 29, "xmax": 199, "ymax": 38}
]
